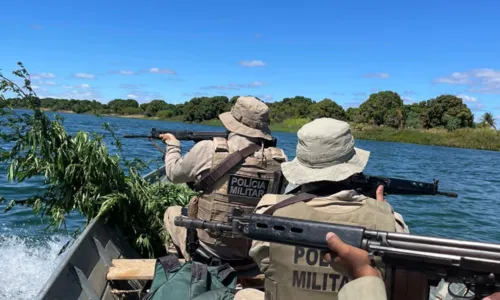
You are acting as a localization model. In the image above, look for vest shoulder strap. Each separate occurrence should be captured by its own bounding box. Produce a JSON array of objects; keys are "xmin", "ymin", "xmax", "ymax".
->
[
  {"xmin": 263, "ymin": 192, "xmax": 317, "ymax": 215},
  {"xmin": 213, "ymin": 137, "xmax": 229, "ymax": 153},
  {"xmin": 266, "ymin": 147, "xmax": 287, "ymax": 162},
  {"xmin": 193, "ymin": 143, "xmax": 261, "ymax": 192}
]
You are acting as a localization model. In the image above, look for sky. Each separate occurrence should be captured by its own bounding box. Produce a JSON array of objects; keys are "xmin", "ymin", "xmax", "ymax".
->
[{"xmin": 1, "ymin": 0, "xmax": 499, "ymax": 121}]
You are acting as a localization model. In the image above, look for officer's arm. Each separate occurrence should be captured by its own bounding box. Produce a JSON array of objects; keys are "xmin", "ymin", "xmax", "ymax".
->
[
  {"xmin": 338, "ymin": 276, "xmax": 387, "ymax": 300},
  {"xmin": 393, "ymin": 211, "xmax": 410, "ymax": 233},
  {"xmin": 164, "ymin": 139, "xmax": 213, "ymax": 183}
]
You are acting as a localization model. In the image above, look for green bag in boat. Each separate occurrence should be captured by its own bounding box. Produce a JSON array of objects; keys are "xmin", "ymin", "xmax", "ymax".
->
[{"xmin": 143, "ymin": 255, "xmax": 237, "ymax": 300}]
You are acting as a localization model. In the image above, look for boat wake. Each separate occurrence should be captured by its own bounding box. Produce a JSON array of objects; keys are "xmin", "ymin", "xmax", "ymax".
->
[{"xmin": 0, "ymin": 231, "xmax": 71, "ymax": 300}]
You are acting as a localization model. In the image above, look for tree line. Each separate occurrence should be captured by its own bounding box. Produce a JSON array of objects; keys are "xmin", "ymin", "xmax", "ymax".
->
[{"xmin": 3, "ymin": 91, "xmax": 496, "ymax": 130}]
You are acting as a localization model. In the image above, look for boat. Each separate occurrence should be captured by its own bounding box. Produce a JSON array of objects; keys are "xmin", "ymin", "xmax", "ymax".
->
[{"xmin": 36, "ymin": 165, "xmax": 470, "ymax": 300}]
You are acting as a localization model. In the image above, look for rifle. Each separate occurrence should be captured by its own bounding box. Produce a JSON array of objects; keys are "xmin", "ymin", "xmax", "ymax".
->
[
  {"xmin": 287, "ymin": 173, "xmax": 459, "ymax": 198},
  {"xmin": 124, "ymin": 128, "xmax": 278, "ymax": 153},
  {"xmin": 174, "ymin": 210, "xmax": 499, "ymax": 299}
]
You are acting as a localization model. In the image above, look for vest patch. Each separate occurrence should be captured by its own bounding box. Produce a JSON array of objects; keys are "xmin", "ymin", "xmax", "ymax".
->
[
  {"xmin": 291, "ymin": 246, "xmax": 350, "ymax": 292},
  {"xmin": 227, "ymin": 174, "xmax": 270, "ymax": 198}
]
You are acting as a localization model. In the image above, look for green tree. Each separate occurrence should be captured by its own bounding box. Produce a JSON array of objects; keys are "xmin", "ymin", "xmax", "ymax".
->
[
  {"xmin": 358, "ymin": 91, "xmax": 404, "ymax": 126},
  {"xmin": 481, "ymin": 112, "xmax": 496, "ymax": 129},
  {"xmin": 346, "ymin": 107, "xmax": 363, "ymax": 123},
  {"xmin": 310, "ymin": 98, "xmax": 347, "ymax": 120},
  {"xmin": 145, "ymin": 99, "xmax": 169, "ymax": 117},
  {"xmin": 107, "ymin": 99, "xmax": 139, "ymax": 113},
  {"xmin": 384, "ymin": 108, "xmax": 404, "ymax": 129},
  {"xmin": 424, "ymin": 95, "xmax": 474, "ymax": 128}
]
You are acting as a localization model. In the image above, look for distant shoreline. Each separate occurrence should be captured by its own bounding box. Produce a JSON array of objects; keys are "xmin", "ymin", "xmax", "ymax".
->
[{"xmin": 32, "ymin": 109, "xmax": 500, "ymax": 152}]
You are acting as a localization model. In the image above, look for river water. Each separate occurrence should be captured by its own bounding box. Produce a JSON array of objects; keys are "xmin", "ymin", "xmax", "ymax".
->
[{"xmin": 1, "ymin": 111, "xmax": 500, "ymax": 299}]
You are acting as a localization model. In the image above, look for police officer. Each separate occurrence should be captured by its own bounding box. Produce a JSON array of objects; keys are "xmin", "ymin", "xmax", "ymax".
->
[
  {"xmin": 162, "ymin": 96, "xmax": 288, "ymax": 268},
  {"xmin": 248, "ymin": 118, "xmax": 423, "ymax": 300},
  {"xmin": 235, "ymin": 231, "xmax": 388, "ymax": 300}
]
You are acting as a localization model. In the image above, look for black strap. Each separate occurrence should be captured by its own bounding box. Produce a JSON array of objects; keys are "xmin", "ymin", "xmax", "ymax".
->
[
  {"xmin": 215, "ymin": 264, "xmax": 236, "ymax": 283},
  {"xmin": 158, "ymin": 255, "xmax": 181, "ymax": 274},
  {"xmin": 192, "ymin": 143, "xmax": 261, "ymax": 192},
  {"xmin": 263, "ymin": 193, "xmax": 317, "ymax": 215}
]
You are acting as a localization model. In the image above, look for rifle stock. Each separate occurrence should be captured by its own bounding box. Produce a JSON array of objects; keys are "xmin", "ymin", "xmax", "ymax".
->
[{"xmin": 174, "ymin": 212, "xmax": 499, "ymax": 299}]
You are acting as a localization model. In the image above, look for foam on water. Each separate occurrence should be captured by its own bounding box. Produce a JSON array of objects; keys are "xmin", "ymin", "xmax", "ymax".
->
[{"xmin": 0, "ymin": 230, "xmax": 72, "ymax": 300}]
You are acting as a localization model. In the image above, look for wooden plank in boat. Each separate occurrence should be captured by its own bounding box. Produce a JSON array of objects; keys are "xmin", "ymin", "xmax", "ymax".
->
[{"xmin": 107, "ymin": 259, "xmax": 265, "ymax": 281}]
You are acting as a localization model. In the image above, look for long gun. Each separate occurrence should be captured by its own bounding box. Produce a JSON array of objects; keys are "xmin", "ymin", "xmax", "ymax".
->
[
  {"xmin": 124, "ymin": 128, "xmax": 278, "ymax": 148},
  {"xmin": 174, "ymin": 210, "xmax": 499, "ymax": 299},
  {"xmin": 349, "ymin": 173, "xmax": 458, "ymax": 198},
  {"xmin": 287, "ymin": 173, "xmax": 458, "ymax": 198}
]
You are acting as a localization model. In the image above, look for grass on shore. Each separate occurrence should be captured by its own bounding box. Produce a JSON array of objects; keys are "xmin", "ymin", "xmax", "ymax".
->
[{"xmin": 196, "ymin": 118, "xmax": 500, "ymax": 151}]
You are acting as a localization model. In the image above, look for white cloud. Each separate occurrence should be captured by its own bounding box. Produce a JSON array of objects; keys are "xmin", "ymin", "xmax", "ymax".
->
[
  {"xmin": 364, "ymin": 73, "xmax": 390, "ymax": 79},
  {"xmin": 240, "ymin": 60, "xmax": 267, "ymax": 67},
  {"xmin": 32, "ymin": 85, "xmax": 40, "ymax": 90},
  {"xmin": 74, "ymin": 73, "xmax": 95, "ymax": 79},
  {"xmin": 149, "ymin": 67, "xmax": 176, "ymax": 75},
  {"xmin": 200, "ymin": 81, "xmax": 268, "ymax": 90},
  {"xmin": 62, "ymin": 85, "xmax": 73, "ymax": 89},
  {"xmin": 120, "ymin": 70, "xmax": 134, "ymax": 75},
  {"xmin": 456, "ymin": 94, "xmax": 477, "ymax": 103},
  {"xmin": 32, "ymin": 72, "xmax": 55, "ymax": 79},
  {"xmin": 434, "ymin": 69, "xmax": 500, "ymax": 94},
  {"xmin": 76, "ymin": 83, "xmax": 91, "ymax": 89},
  {"xmin": 127, "ymin": 94, "xmax": 138, "ymax": 99},
  {"xmin": 41, "ymin": 81, "xmax": 57, "ymax": 86}
]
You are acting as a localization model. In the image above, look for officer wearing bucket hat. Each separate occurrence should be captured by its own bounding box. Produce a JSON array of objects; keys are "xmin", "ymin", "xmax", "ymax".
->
[
  {"xmin": 161, "ymin": 96, "xmax": 288, "ymax": 267},
  {"xmin": 247, "ymin": 118, "xmax": 423, "ymax": 300}
]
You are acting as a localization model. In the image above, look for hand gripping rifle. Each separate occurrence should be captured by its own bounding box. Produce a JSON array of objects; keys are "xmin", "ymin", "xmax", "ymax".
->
[
  {"xmin": 123, "ymin": 128, "xmax": 278, "ymax": 155},
  {"xmin": 174, "ymin": 209, "xmax": 499, "ymax": 299}
]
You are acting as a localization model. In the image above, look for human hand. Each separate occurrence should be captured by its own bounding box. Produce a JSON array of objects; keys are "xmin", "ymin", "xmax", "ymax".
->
[
  {"xmin": 376, "ymin": 185, "xmax": 386, "ymax": 202},
  {"xmin": 159, "ymin": 133, "xmax": 176, "ymax": 142},
  {"xmin": 483, "ymin": 293, "xmax": 500, "ymax": 300},
  {"xmin": 323, "ymin": 232, "xmax": 381, "ymax": 279}
]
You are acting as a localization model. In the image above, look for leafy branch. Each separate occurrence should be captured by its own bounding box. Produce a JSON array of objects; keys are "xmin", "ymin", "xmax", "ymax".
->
[{"xmin": 0, "ymin": 62, "xmax": 197, "ymax": 258}]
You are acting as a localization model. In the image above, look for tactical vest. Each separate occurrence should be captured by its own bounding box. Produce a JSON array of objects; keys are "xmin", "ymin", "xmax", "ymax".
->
[
  {"xmin": 263, "ymin": 195, "xmax": 397, "ymax": 300},
  {"xmin": 196, "ymin": 137, "xmax": 287, "ymax": 256}
]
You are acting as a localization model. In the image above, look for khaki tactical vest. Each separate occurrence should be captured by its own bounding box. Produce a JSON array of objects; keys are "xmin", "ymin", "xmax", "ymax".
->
[
  {"xmin": 263, "ymin": 195, "xmax": 397, "ymax": 300},
  {"xmin": 196, "ymin": 137, "xmax": 287, "ymax": 256}
]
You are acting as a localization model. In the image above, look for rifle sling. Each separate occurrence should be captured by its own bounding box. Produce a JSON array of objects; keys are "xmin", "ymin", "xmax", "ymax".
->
[
  {"xmin": 193, "ymin": 143, "xmax": 261, "ymax": 192},
  {"xmin": 263, "ymin": 192, "xmax": 317, "ymax": 215}
]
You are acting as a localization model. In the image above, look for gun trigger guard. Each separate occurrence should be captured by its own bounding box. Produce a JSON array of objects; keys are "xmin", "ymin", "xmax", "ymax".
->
[{"xmin": 368, "ymin": 252, "xmax": 377, "ymax": 267}]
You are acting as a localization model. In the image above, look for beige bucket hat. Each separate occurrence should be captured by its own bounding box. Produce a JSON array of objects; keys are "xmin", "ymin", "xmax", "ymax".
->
[
  {"xmin": 218, "ymin": 96, "xmax": 272, "ymax": 140},
  {"xmin": 281, "ymin": 118, "xmax": 370, "ymax": 185}
]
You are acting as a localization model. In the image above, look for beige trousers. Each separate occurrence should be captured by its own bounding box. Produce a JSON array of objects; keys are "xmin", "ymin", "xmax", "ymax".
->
[{"xmin": 164, "ymin": 205, "xmax": 191, "ymax": 259}]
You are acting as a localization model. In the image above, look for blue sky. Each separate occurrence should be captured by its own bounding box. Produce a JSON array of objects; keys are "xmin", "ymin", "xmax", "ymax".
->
[{"xmin": 1, "ymin": 0, "xmax": 499, "ymax": 120}]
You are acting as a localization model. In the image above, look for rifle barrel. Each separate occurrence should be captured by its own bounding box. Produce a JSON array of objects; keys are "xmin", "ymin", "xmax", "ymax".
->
[
  {"xmin": 437, "ymin": 191, "xmax": 458, "ymax": 197},
  {"xmin": 123, "ymin": 134, "xmax": 151, "ymax": 138}
]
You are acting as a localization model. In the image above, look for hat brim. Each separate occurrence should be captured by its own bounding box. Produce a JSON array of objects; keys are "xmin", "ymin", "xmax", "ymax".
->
[
  {"xmin": 219, "ymin": 112, "xmax": 273, "ymax": 141},
  {"xmin": 281, "ymin": 147, "xmax": 370, "ymax": 185}
]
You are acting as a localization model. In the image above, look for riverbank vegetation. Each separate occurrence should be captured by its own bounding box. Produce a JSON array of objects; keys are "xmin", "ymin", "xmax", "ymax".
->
[
  {"xmin": 4, "ymin": 87, "xmax": 498, "ymax": 151},
  {"xmin": 1, "ymin": 63, "xmax": 197, "ymax": 258}
]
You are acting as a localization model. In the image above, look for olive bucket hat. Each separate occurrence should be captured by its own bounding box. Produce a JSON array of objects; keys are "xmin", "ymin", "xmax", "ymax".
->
[
  {"xmin": 218, "ymin": 96, "xmax": 273, "ymax": 140},
  {"xmin": 281, "ymin": 118, "xmax": 370, "ymax": 185}
]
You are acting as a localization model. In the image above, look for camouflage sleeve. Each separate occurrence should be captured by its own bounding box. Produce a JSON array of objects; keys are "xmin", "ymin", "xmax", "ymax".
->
[
  {"xmin": 164, "ymin": 139, "xmax": 214, "ymax": 183},
  {"xmin": 338, "ymin": 276, "xmax": 387, "ymax": 300},
  {"xmin": 393, "ymin": 211, "xmax": 410, "ymax": 233}
]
